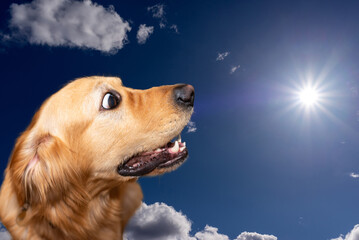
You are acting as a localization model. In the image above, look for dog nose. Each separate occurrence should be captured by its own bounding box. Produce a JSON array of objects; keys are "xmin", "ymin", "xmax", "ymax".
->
[{"xmin": 174, "ymin": 84, "xmax": 195, "ymax": 108}]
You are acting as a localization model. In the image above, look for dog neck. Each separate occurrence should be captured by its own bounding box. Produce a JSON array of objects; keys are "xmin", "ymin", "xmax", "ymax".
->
[{"xmin": 1, "ymin": 174, "xmax": 143, "ymax": 240}]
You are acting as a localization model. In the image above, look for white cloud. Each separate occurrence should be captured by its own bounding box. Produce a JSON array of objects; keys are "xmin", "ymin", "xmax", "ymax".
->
[
  {"xmin": 236, "ymin": 232, "xmax": 277, "ymax": 240},
  {"xmin": 147, "ymin": 4, "xmax": 179, "ymax": 32},
  {"xmin": 216, "ymin": 52, "xmax": 230, "ymax": 61},
  {"xmin": 147, "ymin": 4, "xmax": 165, "ymax": 19},
  {"xmin": 186, "ymin": 121, "xmax": 197, "ymax": 133},
  {"xmin": 0, "ymin": 32, "xmax": 10, "ymax": 42},
  {"xmin": 332, "ymin": 236, "xmax": 345, "ymax": 240},
  {"xmin": 147, "ymin": 4, "xmax": 166, "ymax": 28},
  {"xmin": 137, "ymin": 24, "xmax": 154, "ymax": 44},
  {"xmin": 8, "ymin": 0, "xmax": 131, "ymax": 53},
  {"xmin": 124, "ymin": 202, "xmax": 277, "ymax": 240},
  {"xmin": 124, "ymin": 202, "xmax": 195, "ymax": 240},
  {"xmin": 331, "ymin": 224, "xmax": 359, "ymax": 240},
  {"xmin": 350, "ymin": 173, "xmax": 359, "ymax": 178},
  {"xmin": 195, "ymin": 225, "xmax": 230, "ymax": 240},
  {"xmin": 170, "ymin": 24, "xmax": 179, "ymax": 34},
  {"xmin": 230, "ymin": 65, "xmax": 241, "ymax": 74}
]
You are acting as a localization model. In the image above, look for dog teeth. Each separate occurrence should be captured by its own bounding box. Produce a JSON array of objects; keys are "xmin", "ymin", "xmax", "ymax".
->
[
  {"xmin": 183, "ymin": 142, "xmax": 186, "ymax": 147},
  {"xmin": 155, "ymin": 148, "xmax": 162, "ymax": 152},
  {"xmin": 169, "ymin": 141, "xmax": 179, "ymax": 153},
  {"xmin": 179, "ymin": 146, "xmax": 185, "ymax": 152},
  {"xmin": 133, "ymin": 162, "xmax": 140, "ymax": 168},
  {"xmin": 177, "ymin": 134, "xmax": 182, "ymax": 142}
]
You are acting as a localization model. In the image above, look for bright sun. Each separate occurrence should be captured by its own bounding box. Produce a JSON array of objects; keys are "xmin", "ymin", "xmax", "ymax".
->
[
  {"xmin": 299, "ymin": 87, "xmax": 319, "ymax": 106},
  {"xmin": 285, "ymin": 71, "xmax": 335, "ymax": 117}
]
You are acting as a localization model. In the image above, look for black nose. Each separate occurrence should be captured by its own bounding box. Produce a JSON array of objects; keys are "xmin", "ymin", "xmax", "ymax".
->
[{"xmin": 174, "ymin": 84, "xmax": 195, "ymax": 108}]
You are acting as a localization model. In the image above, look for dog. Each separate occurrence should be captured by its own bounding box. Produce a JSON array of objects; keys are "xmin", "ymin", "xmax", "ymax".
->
[{"xmin": 0, "ymin": 76, "xmax": 194, "ymax": 240}]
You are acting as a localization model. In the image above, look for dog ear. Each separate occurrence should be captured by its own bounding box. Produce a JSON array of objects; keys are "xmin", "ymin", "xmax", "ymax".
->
[{"xmin": 9, "ymin": 131, "xmax": 86, "ymax": 206}]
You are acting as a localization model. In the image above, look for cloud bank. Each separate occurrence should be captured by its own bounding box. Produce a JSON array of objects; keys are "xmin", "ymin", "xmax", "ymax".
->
[
  {"xmin": 124, "ymin": 202, "xmax": 277, "ymax": 240},
  {"xmin": 236, "ymin": 232, "xmax": 277, "ymax": 240},
  {"xmin": 124, "ymin": 202, "xmax": 194, "ymax": 240},
  {"xmin": 137, "ymin": 24, "xmax": 154, "ymax": 44},
  {"xmin": 331, "ymin": 224, "xmax": 359, "ymax": 240},
  {"xmin": 350, "ymin": 172, "xmax": 359, "ymax": 178},
  {"xmin": 194, "ymin": 225, "xmax": 230, "ymax": 240},
  {"xmin": 8, "ymin": 0, "xmax": 131, "ymax": 53}
]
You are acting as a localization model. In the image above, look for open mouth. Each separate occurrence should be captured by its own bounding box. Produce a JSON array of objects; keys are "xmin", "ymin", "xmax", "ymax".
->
[{"xmin": 117, "ymin": 135, "xmax": 188, "ymax": 176}]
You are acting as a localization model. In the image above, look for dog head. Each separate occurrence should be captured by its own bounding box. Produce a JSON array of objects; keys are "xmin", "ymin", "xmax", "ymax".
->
[{"xmin": 8, "ymin": 76, "xmax": 194, "ymax": 205}]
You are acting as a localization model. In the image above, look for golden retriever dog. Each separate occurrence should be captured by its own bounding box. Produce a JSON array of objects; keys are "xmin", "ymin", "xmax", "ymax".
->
[{"xmin": 0, "ymin": 76, "xmax": 194, "ymax": 240}]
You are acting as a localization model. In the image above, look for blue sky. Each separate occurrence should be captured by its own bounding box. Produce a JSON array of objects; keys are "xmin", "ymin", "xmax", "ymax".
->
[{"xmin": 1, "ymin": 0, "xmax": 359, "ymax": 239}]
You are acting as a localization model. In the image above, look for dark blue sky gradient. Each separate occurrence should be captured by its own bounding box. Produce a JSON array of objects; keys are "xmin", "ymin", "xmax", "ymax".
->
[{"xmin": 1, "ymin": 1, "xmax": 359, "ymax": 239}]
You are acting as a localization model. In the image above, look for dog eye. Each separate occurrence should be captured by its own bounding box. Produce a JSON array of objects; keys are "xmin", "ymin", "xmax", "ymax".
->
[{"xmin": 102, "ymin": 93, "xmax": 119, "ymax": 110}]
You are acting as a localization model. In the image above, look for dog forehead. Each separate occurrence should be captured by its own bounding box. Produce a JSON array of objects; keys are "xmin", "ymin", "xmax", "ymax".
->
[
  {"xmin": 92, "ymin": 76, "xmax": 123, "ymax": 87},
  {"xmin": 36, "ymin": 77, "xmax": 124, "ymax": 131},
  {"xmin": 92, "ymin": 78, "xmax": 124, "ymax": 93},
  {"xmin": 56, "ymin": 76, "xmax": 125, "ymax": 103},
  {"xmin": 61, "ymin": 77, "xmax": 127, "ymax": 114},
  {"xmin": 68, "ymin": 76, "xmax": 123, "ymax": 91}
]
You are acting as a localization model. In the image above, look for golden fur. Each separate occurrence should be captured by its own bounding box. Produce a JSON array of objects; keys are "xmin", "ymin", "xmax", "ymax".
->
[{"xmin": 0, "ymin": 76, "xmax": 193, "ymax": 239}]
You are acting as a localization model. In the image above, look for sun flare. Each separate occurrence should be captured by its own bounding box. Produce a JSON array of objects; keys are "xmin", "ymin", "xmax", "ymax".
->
[{"xmin": 299, "ymin": 87, "xmax": 319, "ymax": 106}]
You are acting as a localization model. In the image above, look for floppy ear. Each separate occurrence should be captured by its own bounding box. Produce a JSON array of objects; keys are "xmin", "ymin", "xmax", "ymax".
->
[{"xmin": 9, "ymin": 131, "xmax": 87, "ymax": 206}]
